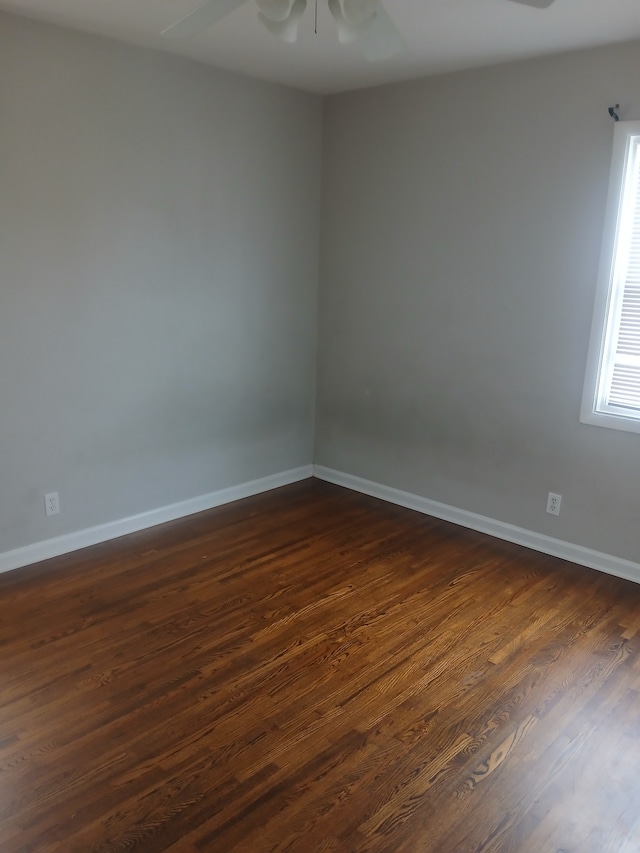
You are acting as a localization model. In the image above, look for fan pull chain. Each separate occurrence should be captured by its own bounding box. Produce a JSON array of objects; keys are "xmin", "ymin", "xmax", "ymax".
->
[{"xmin": 315, "ymin": 0, "xmax": 318, "ymax": 34}]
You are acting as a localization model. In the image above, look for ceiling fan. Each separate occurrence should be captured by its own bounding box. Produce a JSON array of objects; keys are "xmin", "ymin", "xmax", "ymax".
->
[{"xmin": 162, "ymin": 0, "xmax": 556, "ymax": 62}]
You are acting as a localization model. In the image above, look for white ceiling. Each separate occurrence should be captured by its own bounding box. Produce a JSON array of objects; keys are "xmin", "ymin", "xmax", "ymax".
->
[{"xmin": 1, "ymin": 0, "xmax": 639, "ymax": 94}]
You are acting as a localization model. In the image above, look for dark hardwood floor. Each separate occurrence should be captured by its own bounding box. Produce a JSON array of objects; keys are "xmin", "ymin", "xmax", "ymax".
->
[{"xmin": 0, "ymin": 478, "xmax": 639, "ymax": 852}]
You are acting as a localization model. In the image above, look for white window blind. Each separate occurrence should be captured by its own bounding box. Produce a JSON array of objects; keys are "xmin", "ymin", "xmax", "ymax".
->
[{"xmin": 581, "ymin": 121, "xmax": 640, "ymax": 433}]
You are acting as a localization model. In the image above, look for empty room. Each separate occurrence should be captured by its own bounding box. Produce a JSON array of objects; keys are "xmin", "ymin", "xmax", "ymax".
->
[{"xmin": 1, "ymin": 0, "xmax": 640, "ymax": 850}]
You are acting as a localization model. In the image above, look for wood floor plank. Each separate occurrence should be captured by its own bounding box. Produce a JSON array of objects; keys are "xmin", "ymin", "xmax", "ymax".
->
[{"xmin": 0, "ymin": 479, "xmax": 639, "ymax": 852}]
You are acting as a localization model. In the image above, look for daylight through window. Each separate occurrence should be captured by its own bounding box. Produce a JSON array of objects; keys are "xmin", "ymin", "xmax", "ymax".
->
[{"xmin": 581, "ymin": 120, "xmax": 640, "ymax": 433}]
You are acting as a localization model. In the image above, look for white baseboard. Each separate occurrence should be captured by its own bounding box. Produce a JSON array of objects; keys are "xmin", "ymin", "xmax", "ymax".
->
[
  {"xmin": 6, "ymin": 463, "xmax": 638, "ymax": 586},
  {"xmin": 313, "ymin": 465, "xmax": 640, "ymax": 586},
  {"xmin": 0, "ymin": 465, "xmax": 313, "ymax": 576}
]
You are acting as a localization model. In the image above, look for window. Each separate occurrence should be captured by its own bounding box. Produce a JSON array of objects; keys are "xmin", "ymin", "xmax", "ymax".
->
[{"xmin": 581, "ymin": 120, "xmax": 640, "ymax": 433}]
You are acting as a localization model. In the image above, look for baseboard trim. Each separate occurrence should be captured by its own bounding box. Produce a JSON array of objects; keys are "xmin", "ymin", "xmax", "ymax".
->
[
  {"xmin": 6, "ymin": 464, "xmax": 638, "ymax": 585},
  {"xmin": 0, "ymin": 465, "xmax": 314, "ymax": 576},
  {"xmin": 313, "ymin": 465, "xmax": 640, "ymax": 585}
]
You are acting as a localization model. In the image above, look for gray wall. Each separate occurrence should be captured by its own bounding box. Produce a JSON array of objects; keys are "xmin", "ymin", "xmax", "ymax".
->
[
  {"xmin": 3, "ymin": 10, "xmax": 639, "ymax": 567},
  {"xmin": 0, "ymin": 13, "xmax": 322, "ymax": 552},
  {"xmin": 317, "ymin": 41, "xmax": 640, "ymax": 563}
]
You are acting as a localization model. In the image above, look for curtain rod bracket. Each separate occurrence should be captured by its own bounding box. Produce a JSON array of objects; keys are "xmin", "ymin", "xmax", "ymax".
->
[{"xmin": 608, "ymin": 104, "xmax": 620, "ymax": 122}]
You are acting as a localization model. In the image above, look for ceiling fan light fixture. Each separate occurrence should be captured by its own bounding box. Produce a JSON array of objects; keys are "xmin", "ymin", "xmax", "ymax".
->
[
  {"xmin": 257, "ymin": 0, "xmax": 307, "ymax": 42},
  {"xmin": 328, "ymin": 0, "xmax": 376, "ymax": 45},
  {"xmin": 256, "ymin": 0, "xmax": 295, "ymax": 23},
  {"xmin": 329, "ymin": 0, "xmax": 405, "ymax": 59},
  {"xmin": 161, "ymin": 0, "xmax": 555, "ymax": 60},
  {"xmin": 341, "ymin": 0, "xmax": 377, "ymax": 26}
]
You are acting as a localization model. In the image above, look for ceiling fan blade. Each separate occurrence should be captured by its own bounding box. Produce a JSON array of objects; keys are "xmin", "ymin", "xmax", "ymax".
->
[
  {"xmin": 257, "ymin": 0, "xmax": 306, "ymax": 42},
  {"xmin": 256, "ymin": 0, "xmax": 295, "ymax": 23},
  {"xmin": 161, "ymin": 0, "xmax": 249, "ymax": 38},
  {"xmin": 329, "ymin": 0, "xmax": 405, "ymax": 60},
  {"xmin": 328, "ymin": 0, "xmax": 376, "ymax": 45},
  {"xmin": 507, "ymin": 0, "xmax": 555, "ymax": 7},
  {"xmin": 341, "ymin": 0, "xmax": 377, "ymax": 26},
  {"xmin": 355, "ymin": 5, "xmax": 406, "ymax": 61}
]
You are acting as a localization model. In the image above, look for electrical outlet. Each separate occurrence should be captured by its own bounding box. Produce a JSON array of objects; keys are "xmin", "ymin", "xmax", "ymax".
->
[
  {"xmin": 546, "ymin": 492, "xmax": 562, "ymax": 516},
  {"xmin": 45, "ymin": 492, "xmax": 60, "ymax": 517}
]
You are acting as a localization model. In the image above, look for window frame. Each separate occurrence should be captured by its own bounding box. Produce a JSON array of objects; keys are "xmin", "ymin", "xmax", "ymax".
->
[{"xmin": 581, "ymin": 119, "xmax": 640, "ymax": 434}]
